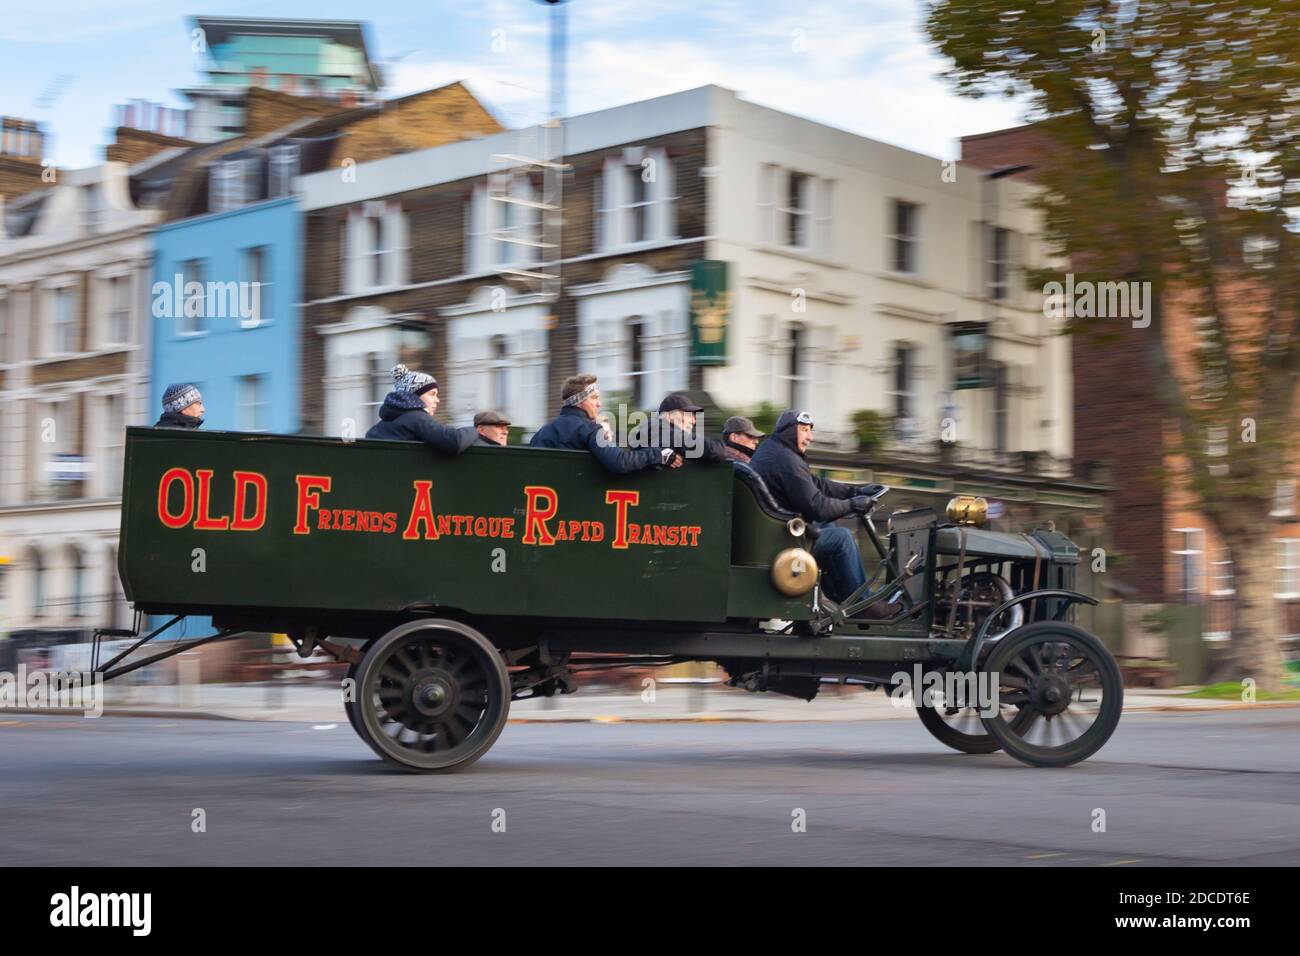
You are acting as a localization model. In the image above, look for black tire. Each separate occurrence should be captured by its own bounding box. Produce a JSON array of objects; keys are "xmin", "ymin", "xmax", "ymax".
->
[
  {"xmin": 916, "ymin": 697, "xmax": 1035, "ymax": 754},
  {"xmin": 981, "ymin": 621, "xmax": 1122, "ymax": 768},
  {"xmin": 352, "ymin": 619, "xmax": 510, "ymax": 773},
  {"xmin": 343, "ymin": 662, "xmax": 360, "ymax": 734}
]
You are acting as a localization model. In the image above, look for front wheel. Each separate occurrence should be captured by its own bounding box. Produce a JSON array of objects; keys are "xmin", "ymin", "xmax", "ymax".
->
[
  {"xmin": 352, "ymin": 619, "xmax": 510, "ymax": 772},
  {"xmin": 981, "ymin": 622, "xmax": 1122, "ymax": 767}
]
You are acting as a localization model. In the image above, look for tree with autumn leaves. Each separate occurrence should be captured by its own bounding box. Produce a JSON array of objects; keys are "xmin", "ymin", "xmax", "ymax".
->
[{"xmin": 925, "ymin": 0, "xmax": 1300, "ymax": 689}]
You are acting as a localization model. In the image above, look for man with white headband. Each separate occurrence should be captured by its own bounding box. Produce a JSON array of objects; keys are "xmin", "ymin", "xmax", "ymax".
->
[{"xmin": 530, "ymin": 373, "xmax": 679, "ymax": 474}]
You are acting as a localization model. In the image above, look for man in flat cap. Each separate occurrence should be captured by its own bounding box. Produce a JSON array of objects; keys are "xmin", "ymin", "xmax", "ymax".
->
[
  {"xmin": 474, "ymin": 410, "xmax": 511, "ymax": 446},
  {"xmin": 721, "ymin": 415, "xmax": 764, "ymax": 464}
]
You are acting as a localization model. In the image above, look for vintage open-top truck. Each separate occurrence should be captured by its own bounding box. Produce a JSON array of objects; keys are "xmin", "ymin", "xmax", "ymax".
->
[{"xmin": 99, "ymin": 426, "xmax": 1122, "ymax": 771}]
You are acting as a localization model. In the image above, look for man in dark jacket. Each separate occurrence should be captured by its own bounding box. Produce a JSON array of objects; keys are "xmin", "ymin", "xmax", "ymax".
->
[
  {"xmin": 749, "ymin": 409, "xmax": 877, "ymax": 604},
  {"xmin": 531, "ymin": 373, "xmax": 677, "ymax": 474},
  {"xmin": 721, "ymin": 415, "xmax": 764, "ymax": 463},
  {"xmin": 633, "ymin": 393, "xmax": 729, "ymax": 464},
  {"xmin": 365, "ymin": 364, "xmax": 477, "ymax": 455},
  {"xmin": 155, "ymin": 383, "xmax": 205, "ymax": 428}
]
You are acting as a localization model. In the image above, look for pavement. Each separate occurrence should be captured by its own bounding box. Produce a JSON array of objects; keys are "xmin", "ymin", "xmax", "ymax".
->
[
  {"xmin": 4, "ymin": 679, "xmax": 1293, "ymax": 724},
  {"xmin": 1, "ymin": 708, "xmax": 1297, "ymax": 865}
]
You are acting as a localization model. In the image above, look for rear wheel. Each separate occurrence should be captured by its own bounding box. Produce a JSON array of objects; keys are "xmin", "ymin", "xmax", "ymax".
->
[
  {"xmin": 981, "ymin": 622, "xmax": 1122, "ymax": 767},
  {"xmin": 916, "ymin": 696, "xmax": 1035, "ymax": 754},
  {"xmin": 352, "ymin": 619, "xmax": 510, "ymax": 773},
  {"xmin": 343, "ymin": 662, "xmax": 360, "ymax": 733}
]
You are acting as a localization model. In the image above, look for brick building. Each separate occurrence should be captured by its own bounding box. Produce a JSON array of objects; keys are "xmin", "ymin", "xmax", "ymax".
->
[{"xmin": 961, "ymin": 124, "xmax": 1300, "ymax": 645}]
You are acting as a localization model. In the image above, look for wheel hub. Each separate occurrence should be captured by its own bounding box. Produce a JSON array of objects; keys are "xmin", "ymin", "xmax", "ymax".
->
[
  {"xmin": 409, "ymin": 671, "xmax": 457, "ymax": 719},
  {"xmin": 1029, "ymin": 671, "xmax": 1073, "ymax": 716}
]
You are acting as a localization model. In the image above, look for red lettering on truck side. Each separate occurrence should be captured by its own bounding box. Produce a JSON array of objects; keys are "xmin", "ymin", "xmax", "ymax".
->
[
  {"xmin": 293, "ymin": 475, "xmax": 332, "ymax": 535},
  {"xmin": 402, "ymin": 480, "xmax": 440, "ymax": 540},
  {"xmin": 522, "ymin": 487, "xmax": 559, "ymax": 545},
  {"xmin": 193, "ymin": 470, "xmax": 231, "ymax": 530},
  {"xmin": 158, "ymin": 468, "xmax": 195, "ymax": 529},
  {"xmin": 230, "ymin": 471, "xmax": 268, "ymax": 531},
  {"xmin": 604, "ymin": 490, "xmax": 640, "ymax": 549}
]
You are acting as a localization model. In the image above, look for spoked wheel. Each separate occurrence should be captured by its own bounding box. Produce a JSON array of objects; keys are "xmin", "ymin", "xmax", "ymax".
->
[
  {"xmin": 343, "ymin": 662, "xmax": 360, "ymax": 733},
  {"xmin": 981, "ymin": 622, "xmax": 1122, "ymax": 767},
  {"xmin": 352, "ymin": 619, "xmax": 510, "ymax": 773},
  {"xmin": 916, "ymin": 693, "xmax": 1036, "ymax": 754}
]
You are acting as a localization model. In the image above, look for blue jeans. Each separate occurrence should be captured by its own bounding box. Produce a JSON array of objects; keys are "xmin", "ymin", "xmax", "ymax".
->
[{"xmin": 812, "ymin": 524, "xmax": 866, "ymax": 604}]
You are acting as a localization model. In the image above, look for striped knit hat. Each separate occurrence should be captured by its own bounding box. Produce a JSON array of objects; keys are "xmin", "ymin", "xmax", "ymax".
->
[
  {"xmin": 390, "ymin": 364, "xmax": 437, "ymax": 395},
  {"xmin": 162, "ymin": 383, "xmax": 203, "ymax": 414}
]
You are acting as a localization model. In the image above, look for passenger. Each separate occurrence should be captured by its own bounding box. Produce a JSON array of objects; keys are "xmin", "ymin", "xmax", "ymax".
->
[
  {"xmin": 645, "ymin": 393, "xmax": 729, "ymax": 464},
  {"xmin": 721, "ymin": 415, "xmax": 765, "ymax": 464},
  {"xmin": 530, "ymin": 373, "xmax": 679, "ymax": 473},
  {"xmin": 155, "ymin": 383, "xmax": 205, "ymax": 429},
  {"xmin": 474, "ymin": 410, "xmax": 511, "ymax": 446},
  {"xmin": 365, "ymin": 364, "xmax": 476, "ymax": 455},
  {"xmin": 749, "ymin": 409, "xmax": 879, "ymax": 605}
]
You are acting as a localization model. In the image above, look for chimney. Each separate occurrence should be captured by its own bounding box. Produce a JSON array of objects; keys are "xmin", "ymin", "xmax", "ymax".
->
[{"xmin": 0, "ymin": 117, "xmax": 50, "ymax": 201}]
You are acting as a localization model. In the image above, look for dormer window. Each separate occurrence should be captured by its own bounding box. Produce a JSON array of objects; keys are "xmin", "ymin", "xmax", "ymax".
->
[
  {"xmin": 269, "ymin": 144, "xmax": 299, "ymax": 198},
  {"xmin": 209, "ymin": 156, "xmax": 261, "ymax": 213}
]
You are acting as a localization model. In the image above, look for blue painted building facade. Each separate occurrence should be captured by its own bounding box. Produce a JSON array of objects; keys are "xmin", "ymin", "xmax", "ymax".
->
[{"xmin": 151, "ymin": 195, "xmax": 301, "ymax": 435}]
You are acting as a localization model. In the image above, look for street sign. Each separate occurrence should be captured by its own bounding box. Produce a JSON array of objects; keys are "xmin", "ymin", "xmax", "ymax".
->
[{"xmin": 690, "ymin": 259, "xmax": 730, "ymax": 366}]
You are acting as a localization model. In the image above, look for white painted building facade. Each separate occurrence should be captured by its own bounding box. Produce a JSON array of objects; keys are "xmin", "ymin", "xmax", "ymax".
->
[
  {"xmin": 0, "ymin": 163, "xmax": 157, "ymax": 635},
  {"xmin": 298, "ymin": 86, "xmax": 1068, "ymax": 467}
]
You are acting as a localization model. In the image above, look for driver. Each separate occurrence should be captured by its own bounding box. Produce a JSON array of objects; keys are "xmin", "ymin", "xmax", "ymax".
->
[{"xmin": 749, "ymin": 409, "xmax": 880, "ymax": 605}]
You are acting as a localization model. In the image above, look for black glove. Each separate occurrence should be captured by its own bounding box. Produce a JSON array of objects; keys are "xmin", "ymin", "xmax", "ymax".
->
[
  {"xmin": 850, "ymin": 496, "xmax": 875, "ymax": 513},
  {"xmin": 856, "ymin": 483, "xmax": 886, "ymax": 499}
]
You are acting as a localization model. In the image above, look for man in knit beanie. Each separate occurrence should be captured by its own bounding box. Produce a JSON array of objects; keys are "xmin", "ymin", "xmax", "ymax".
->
[
  {"xmin": 365, "ymin": 364, "xmax": 477, "ymax": 455},
  {"xmin": 155, "ymin": 383, "xmax": 205, "ymax": 429}
]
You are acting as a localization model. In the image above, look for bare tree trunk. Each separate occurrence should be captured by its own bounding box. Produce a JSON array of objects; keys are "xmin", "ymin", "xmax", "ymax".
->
[{"xmin": 1229, "ymin": 534, "xmax": 1286, "ymax": 693}]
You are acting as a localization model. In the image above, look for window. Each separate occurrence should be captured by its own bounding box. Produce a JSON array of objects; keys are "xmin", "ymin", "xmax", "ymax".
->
[
  {"xmin": 363, "ymin": 352, "xmax": 389, "ymax": 422},
  {"xmin": 890, "ymin": 342, "xmax": 916, "ymax": 428},
  {"xmin": 102, "ymin": 392, "xmax": 125, "ymax": 496},
  {"xmin": 781, "ymin": 172, "xmax": 812, "ymax": 249},
  {"xmin": 237, "ymin": 374, "xmax": 269, "ymax": 432},
  {"xmin": 989, "ymin": 226, "xmax": 1011, "ymax": 299},
  {"xmin": 69, "ymin": 546, "xmax": 87, "ymax": 619},
  {"xmin": 598, "ymin": 149, "xmax": 675, "ymax": 251},
  {"xmin": 106, "ymin": 274, "xmax": 130, "ymax": 345},
  {"xmin": 780, "ymin": 324, "xmax": 810, "ymax": 409},
  {"xmin": 1174, "ymin": 528, "xmax": 1204, "ymax": 599},
  {"xmin": 242, "ymin": 247, "xmax": 270, "ymax": 325},
  {"xmin": 627, "ymin": 316, "xmax": 650, "ymax": 408},
  {"xmin": 345, "ymin": 203, "xmax": 407, "ymax": 293},
  {"xmin": 890, "ymin": 200, "xmax": 919, "ymax": 274},
  {"xmin": 488, "ymin": 335, "xmax": 510, "ymax": 411},
  {"xmin": 50, "ymin": 286, "xmax": 77, "ymax": 354},
  {"xmin": 1276, "ymin": 539, "xmax": 1300, "ymax": 599},
  {"xmin": 81, "ymin": 184, "xmax": 101, "ymax": 234},
  {"xmin": 269, "ymin": 144, "xmax": 298, "ymax": 198},
  {"xmin": 625, "ymin": 166, "xmax": 652, "ymax": 244},
  {"xmin": 1210, "ymin": 547, "xmax": 1234, "ymax": 596},
  {"xmin": 368, "ymin": 216, "xmax": 388, "ymax": 287},
  {"xmin": 30, "ymin": 549, "xmax": 45, "ymax": 619},
  {"xmin": 180, "ymin": 260, "xmax": 206, "ymax": 334},
  {"xmin": 993, "ymin": 361, "xmax": 1009, "ymax": 455}
]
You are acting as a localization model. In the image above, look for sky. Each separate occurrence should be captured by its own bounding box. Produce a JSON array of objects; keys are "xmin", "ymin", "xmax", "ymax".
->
[{"xmin": 1, "ymin": 0, "xmax": 1031, "ymax": 169}]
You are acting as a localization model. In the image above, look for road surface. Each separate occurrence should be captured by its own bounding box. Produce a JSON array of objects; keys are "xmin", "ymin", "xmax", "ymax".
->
[{"xmin": 2, "ymin": 709, "xmax": 1297, "ymax": 865}]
